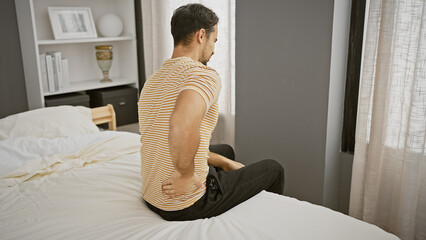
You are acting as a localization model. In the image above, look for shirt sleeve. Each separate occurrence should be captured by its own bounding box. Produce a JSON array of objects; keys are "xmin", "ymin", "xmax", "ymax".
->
[{"xmin": 180, "ymin": 67, "xmax": 221, "ymax": 110}]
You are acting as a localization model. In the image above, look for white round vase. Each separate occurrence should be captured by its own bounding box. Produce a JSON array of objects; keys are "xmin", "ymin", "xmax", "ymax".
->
[{"xmin": 97, "ymin": 14, "xmax": 123, "ymax": 37}]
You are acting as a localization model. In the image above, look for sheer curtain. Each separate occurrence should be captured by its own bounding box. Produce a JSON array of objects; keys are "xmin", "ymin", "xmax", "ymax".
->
[
  {"xmin": 349, "ymin": 0, "xmax": 426, "ymax": 239},
  {"xmin": 140, "ymin": 0, "xmax": 236, "ymax": 147}
]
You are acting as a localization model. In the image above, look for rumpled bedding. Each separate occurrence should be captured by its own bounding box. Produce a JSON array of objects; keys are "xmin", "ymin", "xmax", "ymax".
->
[{"xmin": 0, "ymin": 131, "xmax": 399, "ymax": 240}]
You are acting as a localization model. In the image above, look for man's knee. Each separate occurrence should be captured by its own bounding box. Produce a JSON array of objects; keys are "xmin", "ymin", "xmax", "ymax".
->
[
  {"xmin": 263, "ymin": 159, "xmax": 284, "ymax": 174},
  {"xmin": 262, "ymin": 159, "xmax": 285, "ymax": 191}
]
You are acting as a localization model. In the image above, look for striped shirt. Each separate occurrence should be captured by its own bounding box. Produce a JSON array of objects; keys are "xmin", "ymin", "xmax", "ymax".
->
[{"xmin": 138, "ymin": 57, "xmax": 221, "ymax": 211}]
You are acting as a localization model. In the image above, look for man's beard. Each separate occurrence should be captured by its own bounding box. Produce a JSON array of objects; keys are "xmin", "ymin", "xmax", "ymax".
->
[
  {"xmin": 201, "ymin": 53, "xmax": 212, "ymax": 66},
  {"xmin": 200, "ymin": 52, "xmax": 208, "ymax": 66},
  {"xmin": 200, "ymin": 47, "xmax": 213, "ymax": 66}
]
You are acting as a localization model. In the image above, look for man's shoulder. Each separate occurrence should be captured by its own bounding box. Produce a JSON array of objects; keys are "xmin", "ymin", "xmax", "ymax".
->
[
  {"xmin": 184, "ymin": 65, "xmax": 220, "ymax": 81},
  {"xmin": 170, "ymin": 57, "xmax": 217, "ymax": 77},
  {"xmin": 157, "ymin": 57, "xmax": 220, "ymax": 82}
]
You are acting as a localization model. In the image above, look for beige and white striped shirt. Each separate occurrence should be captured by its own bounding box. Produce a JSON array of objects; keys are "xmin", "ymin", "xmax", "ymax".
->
[{"xmin": 138, "ymin": 57, "xmax": 221, "ymax": 211}]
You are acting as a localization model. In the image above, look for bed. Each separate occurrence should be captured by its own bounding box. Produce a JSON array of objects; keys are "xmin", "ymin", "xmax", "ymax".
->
[{"xmin": 0, "ymin": 105, "xmax": 399, "ymax": 240}]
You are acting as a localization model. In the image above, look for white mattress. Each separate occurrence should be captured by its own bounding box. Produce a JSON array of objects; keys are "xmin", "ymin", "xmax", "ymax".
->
[{"xmin": 0, "ymin": 131, "xmax": 399, "ymax": 240}]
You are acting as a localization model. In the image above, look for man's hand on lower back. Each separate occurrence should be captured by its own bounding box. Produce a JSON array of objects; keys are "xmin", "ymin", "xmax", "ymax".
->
[{"xmin": 162, "ymin": 171, "xmax": 203, "ymax": 199}]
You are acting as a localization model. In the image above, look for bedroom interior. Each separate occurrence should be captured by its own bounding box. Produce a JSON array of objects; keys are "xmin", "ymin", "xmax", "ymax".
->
[{"xmin": 0, "ymin": 0, "xmax": 424, "ymax": 239}]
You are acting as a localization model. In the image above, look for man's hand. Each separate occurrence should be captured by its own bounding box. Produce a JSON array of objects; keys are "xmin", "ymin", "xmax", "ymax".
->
[{"xmin": 162, "ymin": 171, "xmax": 203, "ymax": 199}]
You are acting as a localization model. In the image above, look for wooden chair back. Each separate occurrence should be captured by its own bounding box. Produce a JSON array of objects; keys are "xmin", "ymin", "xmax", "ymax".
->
[{"xmin": 91, "ymin": 104, "xmax": 117, "ymax": 131}]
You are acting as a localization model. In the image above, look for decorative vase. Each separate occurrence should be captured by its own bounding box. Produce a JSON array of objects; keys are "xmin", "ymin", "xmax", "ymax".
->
[
  {"xmin": 95, "ymin": 45, "xmax": 113, "ymax": 83},
  {"xmin": 97, "ymin": 14, "xmax": 123, "ymax": 37}
]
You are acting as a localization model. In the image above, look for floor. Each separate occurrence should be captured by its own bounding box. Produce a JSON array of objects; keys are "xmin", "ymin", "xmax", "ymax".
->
[{"xmin": 117, "ymin": 123, "xmax": 139, "ymax": 134}]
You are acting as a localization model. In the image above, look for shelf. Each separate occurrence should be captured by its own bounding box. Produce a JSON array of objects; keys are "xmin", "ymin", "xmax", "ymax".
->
[
  {"xmin": 43, "ymin": 78, "xmax": 137, "ymax": 96},
  {"xmin": 15, "ymin": 0, "xmax": 139, "ymax": 109},
  {"xmin": 38, "ymin": 36, "xmax": 135, "ymax": 45}
]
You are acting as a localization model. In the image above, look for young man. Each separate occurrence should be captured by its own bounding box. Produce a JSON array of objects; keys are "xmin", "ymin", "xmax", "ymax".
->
[{"xmin": 138, "ymin": 3, "xmax": 284, "ymax": 221}]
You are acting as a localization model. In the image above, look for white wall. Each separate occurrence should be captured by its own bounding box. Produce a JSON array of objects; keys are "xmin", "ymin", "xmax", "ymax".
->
[
  {"xmin": 323, "ymin": 0, "xmax": 352, "ymax": 210},
  {"xmin": 339, "ymin": 152, "xmax": 354, "ymax": 213}
]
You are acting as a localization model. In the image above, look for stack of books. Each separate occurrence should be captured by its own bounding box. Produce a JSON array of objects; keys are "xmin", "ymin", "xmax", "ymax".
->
[{"xmin": 39, "ymin": 51, "xmax": 70, "ymax": 93}]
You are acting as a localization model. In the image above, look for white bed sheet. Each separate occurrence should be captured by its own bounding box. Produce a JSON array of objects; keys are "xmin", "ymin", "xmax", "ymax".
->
[{"xmin": 0, "ymin": 131, "xmax": 399, "ymax": 240}]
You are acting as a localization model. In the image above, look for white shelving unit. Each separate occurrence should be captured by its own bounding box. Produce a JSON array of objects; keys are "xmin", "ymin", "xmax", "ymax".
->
[
  {"xmin": 15, "ymin": 0, "xmax": 139, "ymax": 109},
  {"xmin": 38, "ymin": 36, "xmax": 135, "ymax": 45}
]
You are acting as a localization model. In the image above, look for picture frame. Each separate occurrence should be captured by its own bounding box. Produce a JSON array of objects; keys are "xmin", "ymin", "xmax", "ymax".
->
[{"xmin": 48, "ymin": 7, "xmax": 97, "ymax": 40}]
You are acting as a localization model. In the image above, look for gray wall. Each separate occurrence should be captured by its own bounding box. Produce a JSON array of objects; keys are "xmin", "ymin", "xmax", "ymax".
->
[
  {"xmin": 0, "ymin": 0, "xmax": 28, "ymax": 118},
  {"xmin": 235, "ymin": 0, "xmax": 351, "ymax": 210}
]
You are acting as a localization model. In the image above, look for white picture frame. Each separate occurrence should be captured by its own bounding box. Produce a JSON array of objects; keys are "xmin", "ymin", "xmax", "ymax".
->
[{"xmin": 48, "ymin": 7, "xmax": 97, "ymax": 40}]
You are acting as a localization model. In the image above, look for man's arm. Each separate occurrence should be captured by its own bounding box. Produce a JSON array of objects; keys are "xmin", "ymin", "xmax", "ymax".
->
[
  {"xmin": 208, "ymin": 152, "xmax": 245, "ymax": 172},
  {"xmin": 162, "ymin": 89, "xmax": 206, "ymax": 198}
]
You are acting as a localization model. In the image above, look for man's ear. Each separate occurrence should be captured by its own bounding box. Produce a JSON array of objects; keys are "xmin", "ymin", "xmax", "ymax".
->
[{"xmin": 196, "ymin": 29, "xmax": 206, "ymax": 43}]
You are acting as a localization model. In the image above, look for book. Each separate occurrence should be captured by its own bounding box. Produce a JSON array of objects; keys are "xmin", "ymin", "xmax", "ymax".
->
[
  {"xmin": 52, "ymin": 51, "xmax": 63, "ymax": 90},
  {"xmin": 45, "ymin": 54, "xmax": 55, "ymax": 92},
  {"xmin": 39, "ymin": 53, "xmax": 49, "ymax": 93},
  {"xmin": 61, "ymin": 58, "xmax": 70, "ymax": 88},
  {"xmin": 48, "ymin": 52, "xmax": 59, "ymax": 91}
]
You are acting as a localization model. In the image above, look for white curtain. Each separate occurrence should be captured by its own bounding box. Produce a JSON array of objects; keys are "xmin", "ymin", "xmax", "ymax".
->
[
  {"xmin": 140, "ymin": 0, "xmax": 236, "ymax": 148},
  {"xmin": 349, "ymin": 0, "xmax": 426, "ymax": 239}
]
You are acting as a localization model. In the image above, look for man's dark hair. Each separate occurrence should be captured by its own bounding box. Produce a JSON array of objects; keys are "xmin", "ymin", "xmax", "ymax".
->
[{"xmin": 171, "ymin": 4, "xmax": 219, "ymax": 46}]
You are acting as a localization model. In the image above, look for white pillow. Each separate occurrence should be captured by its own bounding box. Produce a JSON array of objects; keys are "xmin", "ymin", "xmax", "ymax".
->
[{"xmin": 0, "ymin": 106, "xmax": 100, "ymax": 140}]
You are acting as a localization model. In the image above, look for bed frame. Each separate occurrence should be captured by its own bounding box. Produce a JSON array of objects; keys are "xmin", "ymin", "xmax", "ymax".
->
[{"xmin": 91, "ymin": 104, "xmax": 117, "ymax": 131}]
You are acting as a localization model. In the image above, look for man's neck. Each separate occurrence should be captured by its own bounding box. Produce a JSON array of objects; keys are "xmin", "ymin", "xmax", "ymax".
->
[{"xmin": 171, "ymin": 45, "xmax": 200, "ymax": 62}]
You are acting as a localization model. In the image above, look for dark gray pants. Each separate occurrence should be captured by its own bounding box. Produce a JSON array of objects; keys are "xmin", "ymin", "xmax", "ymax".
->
[{"xmin": 145, "ymin": 144, "xmax": 285, "ymax": 221}]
